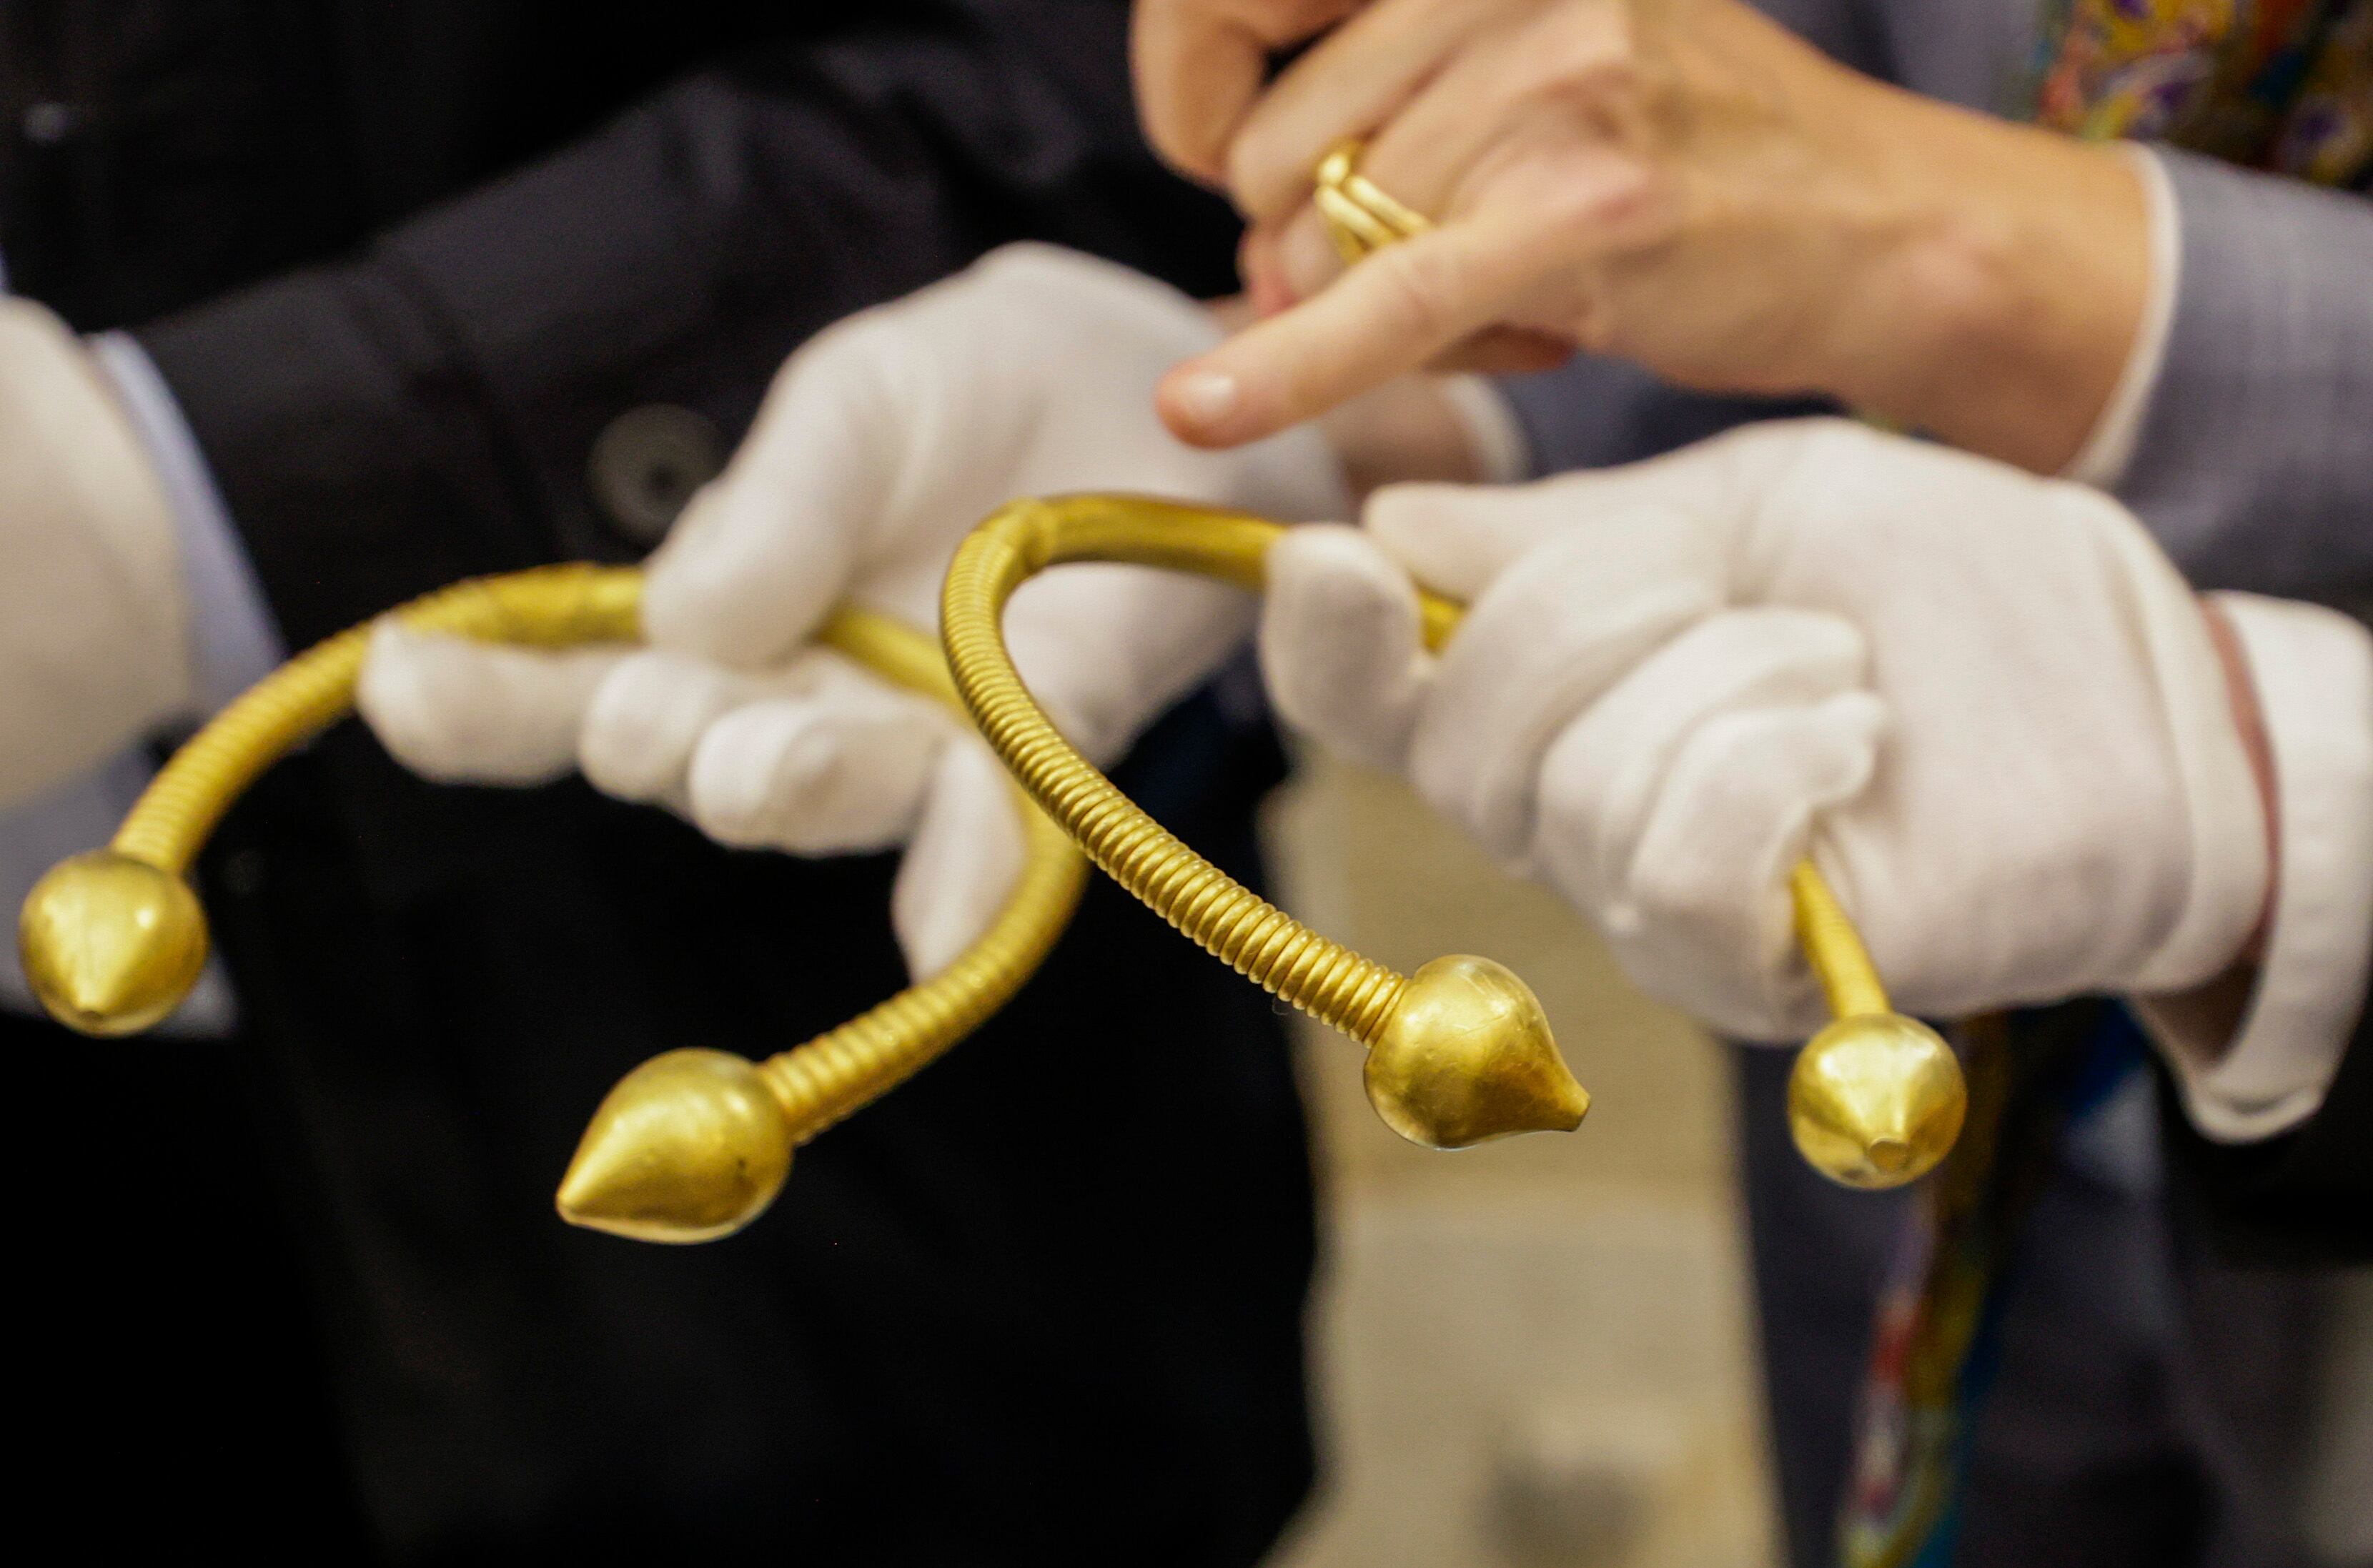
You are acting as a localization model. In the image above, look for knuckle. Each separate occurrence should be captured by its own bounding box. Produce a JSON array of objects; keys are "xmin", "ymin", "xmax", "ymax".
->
[
  {"xmin": 1520, "ymin": 4, "xmax": 1647, "ymax": 99},
  {"xmin": 1365, "ymin": 244, "xmax": 1462, "ymax": 342}
]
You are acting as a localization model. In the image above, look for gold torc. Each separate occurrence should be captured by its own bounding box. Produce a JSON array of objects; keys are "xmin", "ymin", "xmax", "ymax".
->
[
  {"xmin": 21, "ymin": 504, "xmax": 1963, "ymax": 1252},
  {"xmin": 16, "ymin": 566, "xmax": 1087, "ymax": 1241},
  {"xmin": 938, "ymin": 497, "xmax": 1964, "ymax": 1186}
]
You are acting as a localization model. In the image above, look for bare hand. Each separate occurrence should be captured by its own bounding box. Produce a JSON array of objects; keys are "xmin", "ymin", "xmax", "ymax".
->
[{"xmin": 1136, "ymin": 0, "xmax": 2146, "ymax": 474}]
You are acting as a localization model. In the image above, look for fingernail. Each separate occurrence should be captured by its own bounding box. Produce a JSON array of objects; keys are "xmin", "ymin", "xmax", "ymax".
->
[{"xmin": 1170, "ymin": 369, "xmax": 1241, "ymax": 431}]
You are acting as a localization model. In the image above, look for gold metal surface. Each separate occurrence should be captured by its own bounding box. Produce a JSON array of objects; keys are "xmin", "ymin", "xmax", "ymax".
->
[
  {"xmin": 19, "ymin": 850, "xmax": 209, "ymax": 1036},
  {"xmin": 1366, "ymin": 955, "xmax": 1590, "ymax": 1148},
  {"xmin": 17, "ymin": 564, "xmax": 1088, "ymax": 1243},
  {"xmin": 558, "ymin": 1049, "xmax": 797, "ymax": 1244},
  {"xmin": 1787, "ymin": 1013, "xmax": 1966, "ymax": 1189},
  {"xmin": 1315, "ymin": 139, "xmax": 1432, "ymax": 265},
  {"xmin": 1297, "ymin": 134, "xmax": 1952, "ymax": 1180},
  {"xmin": 1789, "ymin": 860, "xmax": 1888, "ymax": 1022},
  {"xmin": 943, "ymin": 496, "xmax": 1963, "ymax": 1180},
  {"xmin": 25, "ymin": 498, "xmax": 1963, "ymax": 1214},
  {"xmin": 19, "ymin": 567, "xmax": 642, "ymax": 1034},
  {"xmin": 1786, "ymin": 862, "xmax": 1966, "ymax": 1185},
  {"xmin": 558, "ymin": 758, "xmax": 1086, "ymax": 1241}
]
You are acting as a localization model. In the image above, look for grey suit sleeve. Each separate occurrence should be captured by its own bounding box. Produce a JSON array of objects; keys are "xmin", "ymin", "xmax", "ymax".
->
[
  {"xmin": 1495, "ymin": 357, "xmax": 1836, "ymax": 476},
  {"xmin": 2119, "ymin": 151, "xmax": 2373, "ymax": 606}
]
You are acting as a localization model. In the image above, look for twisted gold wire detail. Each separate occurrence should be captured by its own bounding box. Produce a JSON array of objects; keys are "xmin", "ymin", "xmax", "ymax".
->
[
  {"xmin": 943, "ymin": 496, "xmax": 1965, "ymax": 1182},
  {"xmin": 946, "ymin": 501, "xmax": 1403, "ymax": 1044},
  {"xmin": 114, "ymin": 566, "xmax": 645, "ymax": 872},
  {"xmin": 17, "ymin": 564, "xmax": 1088, "ymax": 1241}
]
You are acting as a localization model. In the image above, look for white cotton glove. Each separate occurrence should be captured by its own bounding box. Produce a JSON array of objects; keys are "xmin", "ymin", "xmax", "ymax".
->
[
  {"xmin": 1259, "ymin": 418, "xmax": 2270, "ymax": 1041},
  {"xmin": 359, "ymin": 244, "xmax": 1347, "ymax": 978},
  {"xmin": 0, "ymin": 300, "xmax": 191, "ymax": 806}
]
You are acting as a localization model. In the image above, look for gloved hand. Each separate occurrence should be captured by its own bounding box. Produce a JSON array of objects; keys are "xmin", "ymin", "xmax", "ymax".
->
[
  {"xmin": 360, "ymin": 244, "xmax": 1346, "ymax": 978},
  {"xmin": 1259, "ymin": 418, "xmax": 2270, "ymax": 1039},
  {"xmin": 0, "ymin": 299, "xmax": 191, "ymax": 807}
]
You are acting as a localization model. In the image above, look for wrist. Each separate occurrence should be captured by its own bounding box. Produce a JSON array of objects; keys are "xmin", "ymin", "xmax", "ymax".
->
[
  {"xmin": 0, "ymin": 302, "xmax": 194, "ymax": 804},
  {"xmin": 1809, "ymin": 88, "xmax": 2149, "ymax": 473}
]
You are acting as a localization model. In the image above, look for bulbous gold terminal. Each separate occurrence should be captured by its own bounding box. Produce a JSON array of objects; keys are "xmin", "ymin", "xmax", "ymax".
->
[
  {"xmin": 943, "ymin": 501, "xmax": 1592, "ymax": 1153},
  {"xmin": 1786, "ymin": 1013, "xmax": 1966, "ymax": 1189},
  {"xmin": 19, "ymin": 850, "xmax": 209, "ymax": 1036},
  {"xmin": 1364, "ymin": 956, "xmax": 1590, "ymax": 1149},
  {"xmin": 557, "ymin": 1048, "xmax": 796, "ymax": 1244}
]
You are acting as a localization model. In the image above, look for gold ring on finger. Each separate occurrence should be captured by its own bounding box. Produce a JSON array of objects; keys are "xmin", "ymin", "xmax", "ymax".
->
[{"xmin": 1314, "ymin": 138, "xmax": 1432, "ymax": 263}]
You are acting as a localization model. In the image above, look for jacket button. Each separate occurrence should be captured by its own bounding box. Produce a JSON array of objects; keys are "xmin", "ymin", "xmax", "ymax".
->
[
  {"xmin": 21, "ymin": 102, "xmax": 82, "ymax": 147},
  {"xmin": 588, "ymin": 405, "xmax": 723, "ymax": 546}
]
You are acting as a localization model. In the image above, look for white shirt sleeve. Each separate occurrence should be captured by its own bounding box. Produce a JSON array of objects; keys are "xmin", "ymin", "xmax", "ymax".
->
[
  {"xmin": 1439, "ymin": 374, "xmax": 1534, "ymax": 485},
  {"xmin": 88, "ymin": 334, "xmax": 286, "ymax": 709},
  {"xmin": 0, "ymin": 334, "xmax": 282, "ymax": 1036},
  {"xmin": 2061, "ymin": 144, "xmax": 2181, "ymax": 493},
  {"xmin": 2139, "ymin": 592, "xmax": 2373, "ymax": 1141}
]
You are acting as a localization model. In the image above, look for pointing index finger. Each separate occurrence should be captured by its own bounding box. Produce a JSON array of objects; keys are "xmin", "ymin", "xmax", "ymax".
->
[{"xmin": 1156, "ymin": 202, "xmax": 1570, "ymax": 447}]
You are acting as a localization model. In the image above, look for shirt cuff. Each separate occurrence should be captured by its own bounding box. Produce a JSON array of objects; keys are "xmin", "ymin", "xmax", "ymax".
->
[
  {"xmin": 2061, "ymin": 144, "xmax": 2180, "ymax": 492},
  {"xmin": 1439, "ymin": 374, "xmax": 1532, "ymax": 485},
  {"xmin": 2141, "ymin": 593, "xmax": 2373, "ymax": 1142},
  {"xmin": 88, "ymin": 333, "xmax": 287, "ymax": 711},
  {"xmin": 0, "ymin": 334, "xmax": 270, "ymax": 1038}
]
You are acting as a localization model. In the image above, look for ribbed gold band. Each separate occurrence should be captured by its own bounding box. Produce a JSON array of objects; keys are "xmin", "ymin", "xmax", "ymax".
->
[{"xmin": 1314, "ymin": 138, "xmax": 1432, "ymax": 264}]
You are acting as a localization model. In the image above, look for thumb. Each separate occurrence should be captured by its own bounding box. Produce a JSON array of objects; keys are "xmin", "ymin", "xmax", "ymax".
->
[
  {"xmin": 891, "ymin": 737, "xmax": 1029, "ymax": 982},
  {"xmin": 1611, "ymin": 690, "xmax": 1887, "ymax": 1041},
  {"xmin": 1364, "ymin": 425, "xmax": 1782, "ymax": 603},
  {"xmin": 1259, "ymin": 524, "xmax": 1429, "ymax": 774},
  {"xmin": 640, "ymin": 322, "xmax": 904, "ymax": 666},
  {"xmin": 1359, "ymin": 480, "xmax": 1587, "ymax": 602}
]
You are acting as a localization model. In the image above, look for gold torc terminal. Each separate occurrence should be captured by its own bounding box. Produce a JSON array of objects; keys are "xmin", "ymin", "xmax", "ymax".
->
[
  {"xmin": 16, "ymin": 566, "xmax": 1090, "ymax": 1242},
  {"xmin": 940, "ymin": 497, "xmax": 1966, "ymax": 1185}
]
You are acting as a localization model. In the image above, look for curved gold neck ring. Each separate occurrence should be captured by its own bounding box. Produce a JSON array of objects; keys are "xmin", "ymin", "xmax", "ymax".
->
[
  {"xmin": 941, "ymin": 497, "xmax": 1966, "ymax": 1187},
  {"xmin": 15, "ymin": 565, "xmax": 1088, "ymax": 1241},
  {"xmin": 19, "ymin": 495, "xmax": 1965, "ymax": 1256}
]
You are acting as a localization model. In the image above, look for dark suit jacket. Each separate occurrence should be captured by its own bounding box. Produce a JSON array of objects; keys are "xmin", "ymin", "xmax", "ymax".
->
[
  {"xmin": 2, "ymin": 5, "xmax": 1315, "ymax": 1562},
  {"xmin": 2164, "ymin": 1017, "xmax": 2373, "ymax": 1263}
]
